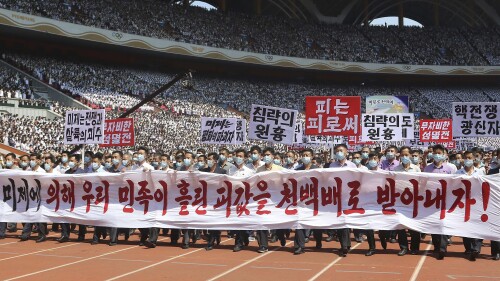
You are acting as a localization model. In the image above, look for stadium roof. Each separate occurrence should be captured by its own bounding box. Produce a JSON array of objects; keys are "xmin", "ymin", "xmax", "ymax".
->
[{"xmin": 192, "ymin": 0, "xmax": 500, "ymax": 27}]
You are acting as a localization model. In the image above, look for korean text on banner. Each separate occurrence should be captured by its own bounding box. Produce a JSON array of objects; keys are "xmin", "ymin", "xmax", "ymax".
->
[
  {"xmin": 420, "ymin": 119, "xmax": 452, "ymax": 142},
  {"xmin": 452, "ymin": 102, "xmax": 500, "ymax": 137},
  {"xmin": 101, "ymin": 118, "xmax": 135, "ymax": 147},
  {"xmin": 305, "ymin": 96, "xmax": 361, "ymax": 136},
  {"xmin": 64, "ymin": 109, "xmax": 105, "ymax": 145},
  {"xmin": 1, "ymin": 169, "xmax": 500, "ymax": 241},
  {"xmin": 201, "ymin": 117, "xmax": 237, "ymax": 145},
  {"xmin": 361, "ymin": 113, "xmax": 414, "ymax": 142},
  {"xmin": 249, "ymin": 104, "xmax": 297, "ymax": 145}
]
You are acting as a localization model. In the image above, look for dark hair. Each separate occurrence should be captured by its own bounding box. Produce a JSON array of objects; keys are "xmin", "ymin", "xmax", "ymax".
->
[
  {"xmin": 112, "ymin": 151, "xmax": 123, "ymax": 158},
  {"xmin": 262, "ymin": 147, "xmax": 275, "ymax": 155},
  {"xmin": 433, "ymin": 144, "xmax": 447, "ymax": 153},
  {"xmin": 30, "ymin": 153, "xmax": 42, "ymax": 160},
  {"xmin": 233, "ymin": 148, "xmax": 247, "ymax": 156},
  {"xmin": 301, "ymin": 148, "xmax": 314, "ymax": 155},
  {"xmin": 207, "ymin": 152, "xmax": 219, "ymax": 161},
  {"xmin": 399, "ymin": 146, "xmax": 411, "ymax": 154},
  {"xmin": 70, "ymin": 154, "xmax": 81, "ymax": 162},
  {"xmin": 5, "ymin": 153, "xmax": 16, "ymax": 159},
  {"xmin": 368, "ymin": 152, "xmax": 379, "ymax": 159},
  {"xmin": 334, "ymin": 144, "xmax": 348, "ymax": 151},
  {"xmin": 250, "ymin": 145, "xmax": 262, "ymax": 154},
  {"xmin": 45, "ymin": 155, "xmax": 56, "ymax": 164},
  {"xmin": 85, "ymin": 151, "xmax": 94, "ymax": 158},
  {"xmin": 137, "ymin": 146, "xmax": 149, "ymax": 155},
  {"xmin": 387, "ymin": 145, "xmax": 399, "ymax": 152},
  {"xmin": 93, "ymin": 152, "xmax": 104, "ymax": 160}
]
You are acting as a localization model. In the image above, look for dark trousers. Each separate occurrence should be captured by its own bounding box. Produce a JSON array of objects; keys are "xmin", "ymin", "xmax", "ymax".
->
[
  {"xmin": 256, "ymin": 230, "xmax": 268, "ymax": 248},
  {"xmin": 170, "ymin": 229, "xmax": 196, "ymax": 246},
  {"xmin": 431, "ymin": 234, "xmax": 448, "ymax": 253},
  {"xmin": 336, "ymin": 228, "xmax": 351, "ymax": 250},
  {"xmin": 409, "ymin": 230, "xmax": 421, "ymax": 251},
  {"xmin": 92, "ymin": 227, "xmax": 107, "ymax": 243},
  {"xmin": 109, "ymin": 228, "xmax": 131, "ymax": 243},
  {"xmin": 234, "ymin": 230, "xmax": 250, "ymax": 248},
  {"xmin": 275, "ymin": 229, "xmax": 287, "ymax": 241},
  {"xmin": 463, "ymin": 237, "xmax": 482, "ymax": 253},
  {"xmin": 294, "ymin": 229, "xmax": 307, "ymax": 249},
  {"xmin": 491, "ymin": 241, "xmax": 500, "ymax": 256},
  {"xmin": 397, "ymin": 229, "xmax": 409, "ymax": 250},
  {"xmin": 21, "ymin": 223, "xmax": 47, "ymax": 239},
  {"xmin": 139, "ymin": 228, "xmax": 149, "ymax": 244},
  {"xmin": 365, "ymin": 230, "xmax": 376, "ymax": 250},
  {"xmin": 207, "ymin": 230, "xmax": 221, "ymax": 247},
  {"xmin": 61, "ymin": 223, "xmax": 86, "ymax": 238},
  {"xmin": 0, "ymin": 222, "xmax": 6, "ymax": 237},
  {"xmin": 148, "ymin": 228, "xmax": 159, "ymax": 244}
]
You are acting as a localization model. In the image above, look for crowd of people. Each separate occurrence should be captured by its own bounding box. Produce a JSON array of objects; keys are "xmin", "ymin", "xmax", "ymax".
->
[
  {"xmin": 0, "ymin": 144, "xmax": 499, "ymax": 261},
  {"xmin": 0, "ymin": 0, "xmax": 499, "ymax": 65},
  {"xmin": 0, "ymin": 52, "xmax": 499, "ymax": 154}
]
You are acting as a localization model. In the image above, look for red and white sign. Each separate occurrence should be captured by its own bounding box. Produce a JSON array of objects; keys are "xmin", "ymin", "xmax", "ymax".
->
[
  {"xmin": 1, "ymin": 169, "xmax": 500, "ymax": 240},
  {"xmin": 305, "ymin": 96, "xmax": 361, "ymax": 136},
  {"xmin": 347, "ymin": 136, "xmax": 375, "ymax": 146},
  {"xmin": 419, "ymin": 119, "xmax": 452, "ymax": 142},
  {"xmin": 101, "ymin": 118, "xmax": 135, "ymax": 147}
]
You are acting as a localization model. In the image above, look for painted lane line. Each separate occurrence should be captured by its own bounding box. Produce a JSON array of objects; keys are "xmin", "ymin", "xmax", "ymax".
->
[
  {"xmin": 206, "ymin": 241, "xmax": 294, "ymax": 281},
  {"xmin": 105, "ymin": 238, "xmax": 232, "ymax": 281},
  {"xmin": 0, "ymin": 243, "xmax": 78, "ymax": 262},
  {"xmin": 447, "ymin": 275, "xmax": 500, "ymax": 280},
  {"xmin": 307, "ymin": 242, "xmax": 362, "ymax": 281},
  {"xmin": 99, "ymin": 257, "xmax": 153, "ymax": 263},
  {"xmin": 336, "ymin": 270, "xmax": 401, "ymax": 274},
  {"xmin": 4, "ymin": 237, "xmax": 171, "ymax": 281},
  {"xmin": 171, "ymin": 262, "xmax": 227, "ymax": 267},
  {"xmin": 251, "ymin": 266, "xmax": 312, "ymax": 271},
  {"xmin": 409, "ymin": 242, "xmax": 433, "ymax": 281}
]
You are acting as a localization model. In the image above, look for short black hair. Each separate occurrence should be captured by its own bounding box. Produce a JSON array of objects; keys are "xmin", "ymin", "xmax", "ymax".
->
[
  {"xmin": 301, "ymin": 148, "xmax": 314, "ymax": 155},
  {"xmin": 233, "ymin": 148, "xmax": 247, "ymax": 156},
  {"xmin": 207, "ymin": 152, "xmax": 219, "ymax": 161},
  {"xmin": 250, "ymin": 145, "xmax": 262, "ymax": 154},
  {"xmin": 262, "ymin": 147, "xmax": 275, "ymax": 155},
  {"xmin": 334, "ymin": 144, "xmax": 348, "ymax": 151},
  {"xmin": 399, "ymin": 146, "xmax": 411, "ymax": 154},
  {"xmin": 387, "ymin": 145, "xmax": 399, "ymax": 152},
  {"xmin": 137, "ymin": 146, "xmax": 149, "ymax": 155},
  {"xmin": 112, "ymin": 151, "xmax": 123, "ymax": 158}
]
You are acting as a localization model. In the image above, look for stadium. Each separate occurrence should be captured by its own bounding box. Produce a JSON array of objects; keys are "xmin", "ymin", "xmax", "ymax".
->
[{"xmin": 0, "ymin": 0, "xmax": 499, "ymax": 280}]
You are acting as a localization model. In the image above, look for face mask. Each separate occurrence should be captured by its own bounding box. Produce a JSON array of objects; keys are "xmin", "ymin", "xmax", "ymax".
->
[
  {"xmin": 427, "ymin": 153, "xmax": 433, "ymax": 160},
  {"xmin": 228, "ymin": 158, "xmax": 234, "ymax": 164},
  {"xmin": 84, "ymin": 156, "xmax": 91, "ymax": 164},
  {"xmin": 5, "ymin": 161, "xmax": 13, "ymax": 168},
  {"xmin": 20, "ymin": 161, "xmax": 28, "ymax": 168},
  {"xmin": 263, "ymin": 155, "xmax": 273, "ymax": 164},
  {"xmin": 68, "ymin": 161, "xmax": 76, "ymax": 169},
  {"xmin": 285, "ymin": 157, "xmax": 293, "ymax": 164},
  {"xmin": 152, "ymin": 162, "xmax": 159, "ymax": 167},
  {"xmin": 30, "ymin": 160, "xmax": 37, "ymax": 168},
  {"xmin": 122, "ymin": 159, "xmax": 129, "ymax": 166},
  {"xmin": 361, "ymin": 152, "xmax": 369, "ymax": 159},
  {"xmin": 353, "ymin": 159, "xmax": 361, "ymax": 166},
  {"xmin": 386, "ymin": 152, "xmax": 395, "ymax": 160},
  {"xmin": 160, "ymin": 161, "xmax": 168, "ymax": 168},
  {"xmin": 137, "ymin": 154, "xmax": 145, "ymax": 162},
  {"xmin": 302, "ymin": 157, "xmax": 311, "ymax": 165},
  {"xmin": 92, "ymin": 163, "xmax": 100, "ymax": 170},
  {"xmin": 335, "ymin": 151, "xmax": 345, "ymax": 161},
  {"xmin": 246, "ymin": 158, "xmax": 253, "ymax": 164},
  {"xmin": 183, "ymin": 159, "xmax": 192, "ymax": 167},
  {"xmin": 175, "ymin": 162, "xmax": 182, "ymax": 168},
  {"xmin": 433, "ymin": 154, "xmax": 445, "ymax": 163},
  {"xmin": 61, "ymin": 156, "xmax": 68, "ymax": 163},
  {"xmin": 44, "ymin": 163, "xmax": 51, "ymax": 171},
  {"xmin": 411, "ymin": 157, "xmax": 419, "ymax": 165},
  {"xmin": 207, "ymin": 160, "xmax": 214, "ymax": 168},
  {"xmin": 112, "ymin": 158, "xmax": 120, "ymax": 165},
  {"xmin": 251, "ymin": 154, "xmax": 260, "ymax": 162},
  {"xmin": 401, "ymin": 156, "xmax": 411, "ymax": 165},
  {"xmin": 104, "ymin": 162, "xmax": 112, "ymax": 169},
  {"xmin": 234, "ymin": 157, "xmax": 244, "ymax": 166},
  {"xmin": 367, "ymin": 160, "xmax": 378, "ymax": 169},
  {"xmin": 273, "ymin": 159, "xmax": 281, "ymax": 166},
  {"xmin": 464, "ymin": 159, "xmax": 474, "ymax": 167},
  {"xmin": 219, "ymin": 155, "xmax": 226, "ymax": 162},
  {"xmin": 133, "ymin": 157, "xmax": 138, "ymax": 162}
]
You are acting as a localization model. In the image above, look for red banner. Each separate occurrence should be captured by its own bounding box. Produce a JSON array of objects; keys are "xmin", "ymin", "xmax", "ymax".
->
[
  {"xmin": 101, "ymin": 118, "xmax": 135, "ymax": 147},
  {"xmin": 419, "ymin": 119, "xmax": 452, "ymax": 143},
  {"xmin": 305, "ymin": 96, "xmax": 361, "ymax": 136}
]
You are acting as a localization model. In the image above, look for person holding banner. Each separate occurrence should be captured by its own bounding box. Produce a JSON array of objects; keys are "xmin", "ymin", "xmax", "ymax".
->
[
  {"xmin": 229, "ymin": 148, "xmax": 255, "ymax": 252},
  {"xmin": 203, "ymin": 152, "xmax": 227, "ymax": 251},
  {"xmin": 255, "ymin": 147, "xmax": 284, "ymax": 253},
  {"xmin": 364, "ymin": 152, "xmax": 382, "ymax": 257},
  {"xmin": 107, "ymin": 151, "xmax": 128, "ymax": 246},
  {"xmin": 379, "ymin": 146, "xmax": 400, "ymax": 246},
  {"xmin": 488, "ymin": 155, "xmax": 500, "ymax": 261},
  {"xmin": 19, "ymin": 153, "xmax": 47, "ymax": 242},
  {"xmin": 456, "ymin": 150, "xmax": 485, "ymax": 261},
  {"xmin": 293, "ymin": 148, "xmax": 318, "ymax": 255},
  {"xmin": 247, "ymin": 145, "xmax": 264, "ymax": 171},
  {"xmin": 58, "ymin": 154, "xmax": 86, "ymax": 243},
  {"xmin": 283, "ymin": 151, "xmax": 299, "ymax": 170},
  {"xmin": 423, "ymin": 144, "xmax": 452, "ymax": 260},
  {"xmin": 327, "ymin": 144, "xmax": 356, "ymax": 257},
  {"xmin": 393, "ymin": 146, "xmax": 421, "ymax": 256},
  {"xmin": 90, "ymin": 153, "xmax": 109, "ymax": 245}
]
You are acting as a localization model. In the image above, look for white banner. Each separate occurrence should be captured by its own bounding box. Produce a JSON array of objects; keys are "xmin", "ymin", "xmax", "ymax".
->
[
  {"xmin": 293, "ymin": 122, "xmax": 304, "ymax": 144},
  {"xmin": 249, "ymin": 104, "xmax": 297, "ymax": 145},
  {"xmin": 64, "ymin": 109, "xmax": 105, "ymax": 144},
  {"xmin": 201, "ymin": 117, "xmax": 237, "ymax": 145},
  {"xmin": 362, "ymin": 114, "xmax": 414, "ymax": 142},
  {"xmin": 1, "ymin": 169, "xmax": 500, "ymax": 240},
  {"xmin": 305, "ymin": 136, "xmax": 345, "ymax": 147},
  {"xmin": 452, "ymin": 102, "xmax": 500, "ymax": 137}
]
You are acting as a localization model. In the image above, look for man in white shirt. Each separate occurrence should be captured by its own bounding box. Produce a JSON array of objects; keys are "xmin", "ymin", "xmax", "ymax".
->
[
  {"xmin": 246, "ymin": 145, "xmax": 264, "ymax": 171},
  {"xmin": 229, "ymin": 148, "xmax": 255, "ymax": 252}
]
